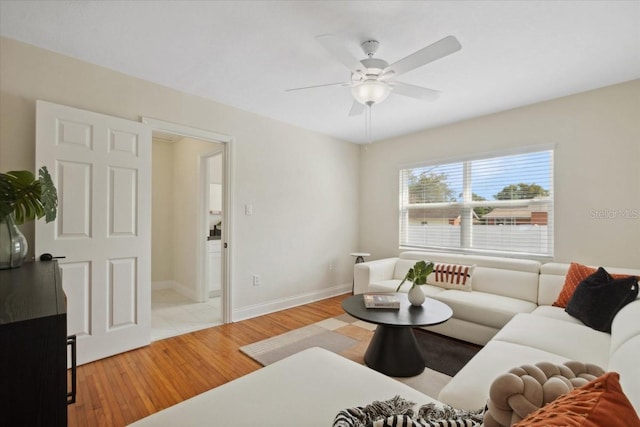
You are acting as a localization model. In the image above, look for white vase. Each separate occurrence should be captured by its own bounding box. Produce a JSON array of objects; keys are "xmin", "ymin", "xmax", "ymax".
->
[{"xmin": 408, "ymin": 285, "xmax": 425, "ymax": 306}]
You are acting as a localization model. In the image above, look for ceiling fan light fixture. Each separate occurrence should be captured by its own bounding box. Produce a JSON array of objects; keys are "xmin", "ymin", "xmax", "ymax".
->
[{"xmin": 351, "ymin": 80, "xmax": 391, "ymax": 105}]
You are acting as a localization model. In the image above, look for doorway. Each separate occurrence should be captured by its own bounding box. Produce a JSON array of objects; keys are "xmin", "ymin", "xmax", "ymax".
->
[{"xmin": 143, "ymin": 118, "xmax": 232, "ymax": 341}]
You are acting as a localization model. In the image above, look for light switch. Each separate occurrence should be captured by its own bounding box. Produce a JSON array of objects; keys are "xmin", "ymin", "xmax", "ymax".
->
[{"xmin": 245, "ymin": 204, "xmax": 253, "ymax": 215}]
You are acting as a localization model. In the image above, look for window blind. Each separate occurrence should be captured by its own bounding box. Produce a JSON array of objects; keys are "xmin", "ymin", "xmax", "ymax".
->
[{"xmin": 399, "ymin": 149, "xmax": 554, "ymax": 257}]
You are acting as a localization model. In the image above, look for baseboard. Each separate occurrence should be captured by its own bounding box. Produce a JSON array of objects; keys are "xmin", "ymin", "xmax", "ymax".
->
[
  {"xmin": 152, "ymin": 280, "xmax": 175, "ymax": 291},
  {"xmin": 172, "ymin": 281, "xmax": 198, "ymax": 301},
  {"xmin": 152, "ymin": 280, "xmax": 198, "ymax": 301},
  {"xmin": 232, "ymin": 283, "xmax": 352, "ymax": 322}
]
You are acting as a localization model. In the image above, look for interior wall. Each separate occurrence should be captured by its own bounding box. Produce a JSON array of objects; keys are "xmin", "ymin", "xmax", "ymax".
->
[
  {"xmin": 0, "ymin": 37, "xmax": 359, "ymax": 317},
  {"xmin": 151, "ymin": 139, "xmax": 175, "ymax": 283},
  {"xmin": 359, "ymin": 79, "xmax": 640, "ymax": 268},
  {"xmin": 171, "ymin": 137, "xmax": 220, "ymax": 299}
]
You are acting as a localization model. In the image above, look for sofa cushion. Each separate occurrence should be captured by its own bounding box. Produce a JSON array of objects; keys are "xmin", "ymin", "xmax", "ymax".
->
[
  {"xmin": 565, "ymin": 267, "xmax": 638, "ymax": 333},
  {"xmin": 610, "ymin": 298, "xmax": 640, "ymax": 354},
  {"xmin": 472, "ymin": 267, "xmax": 540, "ymax": 304},
  {"xmin": 422, "ymin": 317, "xmax": 500, "ymax": 346},
  {"xmin": 398, "ymin": 252, "xmax": 540, "ymax": 302},
  {"xmin": 512, "ymin": 372, "xmax": 640, "ymax": 427},
  {"xmin": 432, "ymin": 290, "xmax": 537, "ymax": 330},
  {"xmin": 399, "ymin": 251, "xmax": 467, "ymax": 265},
  {"xmin": 608, "ymin": 335, "xmax": 640, "ymax": 413},
  {"xmin": 537, "ymin": 263, "xmax": 568, "ymax": 306},
  {"xmin": 438, "ymin": 340, "xmax": 570, "ymax": 411},
  {"xmin": 529, "ymin": 305, "xmax": 584, "ymax": 325},
  {"xmin": 428, "ymin": 263, "xmax": 475, "ymax": 291},
  {"xmin": 393, "ymin": 258, "xmax": 419, "ymax": 280},
  {"xmin": 492, "ymin": 313, "xmax": 611, "ymax": 368},
  {"xmin": 609, "ymin": 300, "xmax": 640, "ymax": 412}
]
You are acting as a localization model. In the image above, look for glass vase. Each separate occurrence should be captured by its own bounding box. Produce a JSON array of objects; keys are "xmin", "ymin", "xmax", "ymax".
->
[{"xmin": 0, "ymin": 214, "xmax": 28, "ymax": 269}]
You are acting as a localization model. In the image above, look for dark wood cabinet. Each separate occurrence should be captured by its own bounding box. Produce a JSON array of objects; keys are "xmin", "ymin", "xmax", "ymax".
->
[{"xmin": 0, "ymin": 261, "xmax": 72, "ymax": 426}]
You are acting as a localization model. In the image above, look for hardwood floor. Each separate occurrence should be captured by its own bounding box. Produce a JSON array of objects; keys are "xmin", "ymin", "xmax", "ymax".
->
[{"xmin": 68, "ymin": 293, "xmax": 350, "ymax": 426}]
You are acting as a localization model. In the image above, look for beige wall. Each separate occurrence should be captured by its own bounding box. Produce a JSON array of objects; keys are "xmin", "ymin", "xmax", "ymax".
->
[
  {"xmin": 0, "ymin": 37, "xmax": 360, "ymax": 316},
  {"xmin": 151, "ymin": 137, "xmax": 222, "ymax": 297},
  {"xmin": 172, "ymin": 137, "xmax": 220, "ymax": 298},
  {"xmin": 3, "ymin": 33, "xmax": 637, "ymax": 316},
  {"xmin": 359, "ymin": 79, "xmax": 640, "ymax": 268},
  {"xmin": 151, "ymin": 140, "xmax": 174, "ymax": 283}
]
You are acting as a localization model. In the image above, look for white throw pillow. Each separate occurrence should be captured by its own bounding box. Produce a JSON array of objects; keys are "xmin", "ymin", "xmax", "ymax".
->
[{"xmin": 428, "ymin": 263, "xmax": 475, "ymax": 291}]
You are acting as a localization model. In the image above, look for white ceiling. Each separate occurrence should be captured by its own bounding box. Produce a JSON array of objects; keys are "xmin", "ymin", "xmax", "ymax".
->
[{"xmin": 1, "ymin": 1, "xmax": 639, "ymax": 144}]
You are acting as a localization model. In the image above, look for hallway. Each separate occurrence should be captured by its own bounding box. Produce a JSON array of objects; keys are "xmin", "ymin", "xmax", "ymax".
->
[{"xmin": 151, "ymin": 289, "xmax": 222, "ymax": 341}]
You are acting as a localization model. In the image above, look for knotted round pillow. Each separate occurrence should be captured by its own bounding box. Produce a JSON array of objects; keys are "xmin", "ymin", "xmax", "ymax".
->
[{"xmin": 483, "ymin": 361, "xmax": 605, "ymax": 427}]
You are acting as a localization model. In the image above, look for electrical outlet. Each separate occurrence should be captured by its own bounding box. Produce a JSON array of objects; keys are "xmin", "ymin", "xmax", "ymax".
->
[
  {"xmin": 329, "ymin": 263, "xmax": 333, "ymax": 271},
  {"xmin": 252, "ymin": 274, "xmax": 261, "ymax": 286}
]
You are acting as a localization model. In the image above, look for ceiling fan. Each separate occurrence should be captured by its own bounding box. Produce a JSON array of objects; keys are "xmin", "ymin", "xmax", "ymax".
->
[{"xmin": 286, "ymin": 34, "xmax": 462, "ymax": 116}]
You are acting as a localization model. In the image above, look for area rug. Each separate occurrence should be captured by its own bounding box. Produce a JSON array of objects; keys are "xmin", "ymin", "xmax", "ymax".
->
[
  {"xmin": 414, "ymin": 327, "xmax": 483, "ymax": 377},
  {"xmin": 239, "ymin": 313, "xmax": 482, "ymax": 398}
]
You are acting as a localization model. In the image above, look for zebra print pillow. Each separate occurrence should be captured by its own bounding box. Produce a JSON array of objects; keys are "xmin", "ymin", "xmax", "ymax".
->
[
  {"xmin": 427, "ymin": 263, "xmax": 475, "ymax": 291},
  {"xmin": 332, "ymin": 396, "xmax": 485, "ymax": 427}
]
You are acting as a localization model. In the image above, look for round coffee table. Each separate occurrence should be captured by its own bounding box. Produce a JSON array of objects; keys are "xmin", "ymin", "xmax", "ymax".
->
[{"xmin": 342, "ymin": 293, "xmax": 452, "ymax": 377}]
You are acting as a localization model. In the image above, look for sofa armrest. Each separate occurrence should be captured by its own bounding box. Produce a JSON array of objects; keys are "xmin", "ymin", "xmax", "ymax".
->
[{"xmin": 353, "ymin": 258, "xmax": 399, "ymax": 295}]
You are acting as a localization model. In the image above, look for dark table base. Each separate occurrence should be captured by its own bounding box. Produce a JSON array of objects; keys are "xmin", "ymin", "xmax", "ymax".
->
[{"xmin": 364, "ymin": 325, "xmax": 425, "ymax": 377}]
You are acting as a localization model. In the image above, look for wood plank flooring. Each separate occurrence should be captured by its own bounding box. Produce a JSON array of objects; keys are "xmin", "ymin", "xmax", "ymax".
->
[{"xmin": 68, "ymin": 293, "xmax": 350, "ymax": 427}]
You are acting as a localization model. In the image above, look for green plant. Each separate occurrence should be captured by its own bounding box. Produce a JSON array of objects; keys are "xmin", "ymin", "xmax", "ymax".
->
[
  {"xmin": 0, "ymin": 167, "xmax": 58, "ymax": 224},
  {"xmin": 396, "ymin": 260, "xmax": 435, "ymax": 291}
]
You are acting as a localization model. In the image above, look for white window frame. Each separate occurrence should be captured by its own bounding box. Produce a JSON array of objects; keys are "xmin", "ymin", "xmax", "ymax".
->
[{"xmin": 399, "ymin": 146, "xmax": 554, "ymax": 259}]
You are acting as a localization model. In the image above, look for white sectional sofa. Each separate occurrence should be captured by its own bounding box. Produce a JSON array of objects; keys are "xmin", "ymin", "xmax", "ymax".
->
[
  {"xmin": 441, "ymin": 263, "xmax": 640, "ymax": 412},
  {"xmin": 129, "ymin": 347, "xmax": 441, "ymax": 427},
  {"xmin": 354, "ymin": 251, "xmax": 543, "ymax": 345},
  {"xmin": 130, "ymin": 252, "xmax": 640, "ymax": 425},
  {"xmin": 355, "ymin": 252, "xmax": 640, "ymax": 414}
]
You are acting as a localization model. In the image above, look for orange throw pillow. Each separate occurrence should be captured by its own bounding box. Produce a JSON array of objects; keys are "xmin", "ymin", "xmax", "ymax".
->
[
  {"xmin": 513, "ymin": 372, "xmax": 640, "ymax": 427},
  {"xmin": 553, "ymin": 263, "xmax": 597, "ymax": 308},
  {"xmin": 553, "ymin": 262, "xmax": 632, "ymax": 308}
]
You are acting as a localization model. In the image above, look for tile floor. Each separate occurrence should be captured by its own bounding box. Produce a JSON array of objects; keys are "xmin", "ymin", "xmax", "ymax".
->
[{"xmin": 151, "ymin": 288, "xmax": 222, "ymax": 341}]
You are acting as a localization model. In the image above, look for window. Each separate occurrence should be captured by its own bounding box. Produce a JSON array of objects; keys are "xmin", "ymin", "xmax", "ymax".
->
[{"xmin": 399, "ymin": 149, "xmax": 554, "ymax": 257}]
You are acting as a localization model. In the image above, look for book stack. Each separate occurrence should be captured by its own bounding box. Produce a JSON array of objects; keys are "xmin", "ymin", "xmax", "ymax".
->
[{"xmin": 363, "ymin": 293, "xmax": 400, "ymax": 309}]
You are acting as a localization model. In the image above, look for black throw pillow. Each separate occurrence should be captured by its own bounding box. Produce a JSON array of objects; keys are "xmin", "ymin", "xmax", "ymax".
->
[{"xmin": 565, "ymin": 267, "xmax": 638, "ymax": 333}]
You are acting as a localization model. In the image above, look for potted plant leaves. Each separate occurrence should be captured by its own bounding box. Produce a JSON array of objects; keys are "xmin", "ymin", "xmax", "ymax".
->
[
  {"xmin": 396, "ymin": 260, "xmax": 435, "ymax": 306},
  {"xmin": 0, "ymin": 167, "xmax": 58, "ymax": 269}
]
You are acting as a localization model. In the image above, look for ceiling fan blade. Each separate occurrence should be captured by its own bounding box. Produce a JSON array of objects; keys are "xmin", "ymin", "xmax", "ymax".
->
[
  {"xmin": 391, "ymin": 82, "xmax": 441, "ymax": 101},
  {"xmin": 285, "ymin": 82, "xmax": 349, "ymax": 92},
  {"xmin": 348, "ymin": 100, "xmax": 365, "ymax": 116},
  {"xmin": 315, "ymin": 34, "xmax": 364, "ymax": 72},
  {"xmin": 384, "ymin": 35, "xmax": 461, "ymax": 77},
  {"xmin": 379, "ymin": 70, "xmax": 395, "ymax": 81}
]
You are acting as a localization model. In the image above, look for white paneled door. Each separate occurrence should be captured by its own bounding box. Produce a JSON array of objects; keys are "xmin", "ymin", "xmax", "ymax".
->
[{"xmin": 35, "ymin": 101, "xmax": 151, "ymax": 365}]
